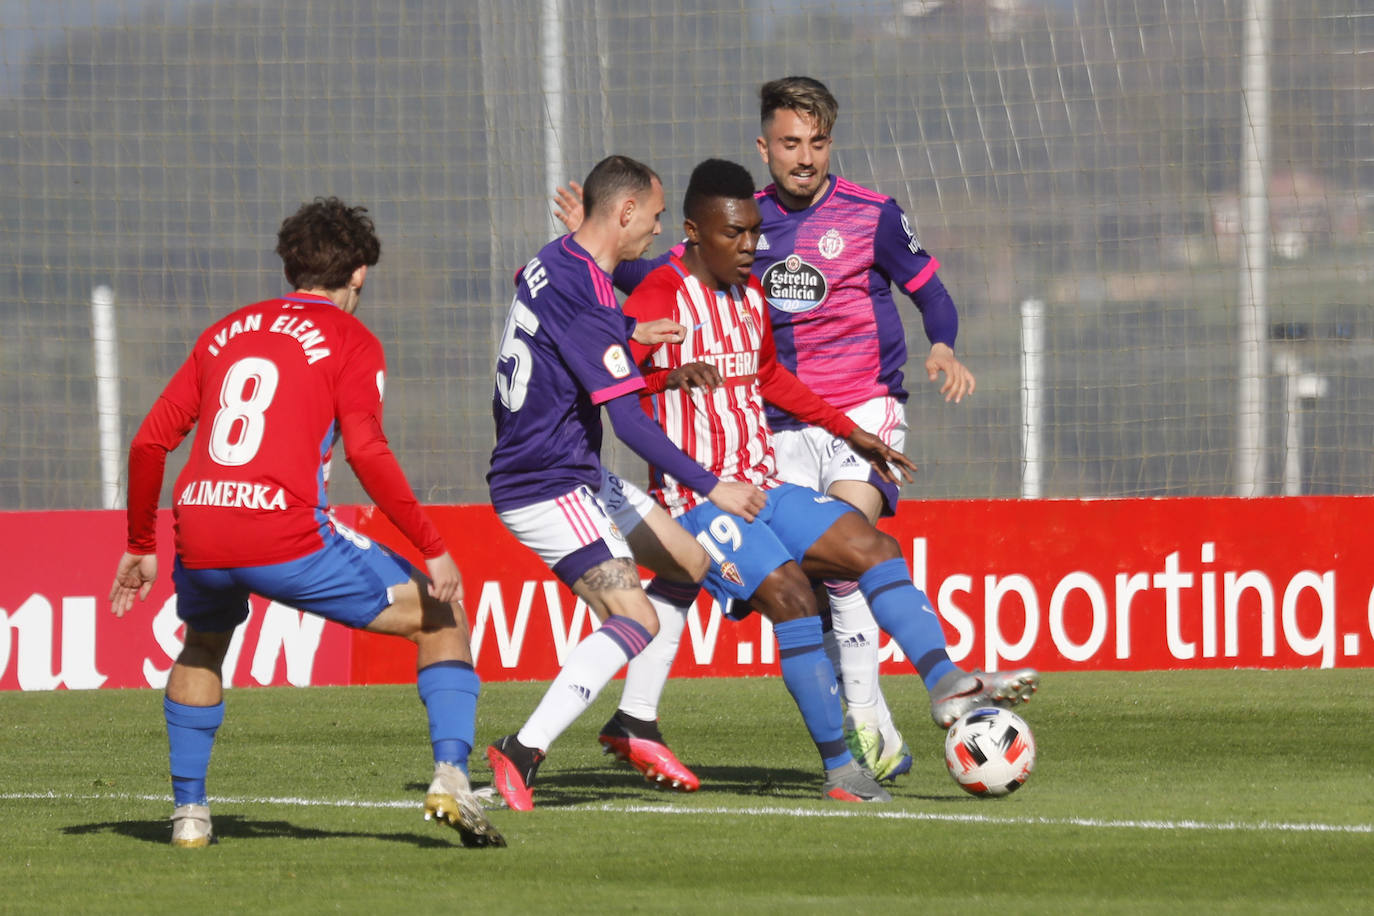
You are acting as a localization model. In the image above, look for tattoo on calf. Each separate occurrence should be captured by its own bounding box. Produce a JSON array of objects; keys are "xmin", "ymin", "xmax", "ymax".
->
[{"xmin": 579, "ymin": 557, "xmax": 642, "ymax": 591}]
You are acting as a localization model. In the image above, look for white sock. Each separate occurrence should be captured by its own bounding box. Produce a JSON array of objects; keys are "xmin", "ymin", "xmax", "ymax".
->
[
  {"xmin": 875, "ymin": 699, "xmax": 904, "ymax": 753},
  {"xmin": 829, "ymin": 587, "xmax": 906, "ymax": 752},
  {"xmin": 829, "ymin": 582, "xmax": 904, "ymax": 751},
  {"xmin": 517, "ymin": 630, "xmax": 630, "ymax": 751},
  {"xmin": 829, "ymin": 583, "xmax": 882, "ymax": 713},
  {"xmin": 617, "ymin": 589, "xmax": 689, "ymax": 722}
]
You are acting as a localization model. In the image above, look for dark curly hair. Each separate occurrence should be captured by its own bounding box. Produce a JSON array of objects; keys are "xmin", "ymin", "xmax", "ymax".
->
[
  {"xmin": 275, "ymin": 197, "xmax": 381, "ymax": 290},
  {"xmin": 683, "ymin": 158, "xmax": 756, "ymax": 223}
]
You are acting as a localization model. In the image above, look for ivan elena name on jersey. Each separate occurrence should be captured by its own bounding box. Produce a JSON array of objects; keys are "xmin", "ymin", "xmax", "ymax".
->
[{"xmin": 204, "ymin": 310, "xmax": 333, "ymax": 364}]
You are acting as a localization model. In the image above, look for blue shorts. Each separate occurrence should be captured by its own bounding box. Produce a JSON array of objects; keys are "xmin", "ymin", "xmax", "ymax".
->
[
  {"xmin": 171, "ymin": 525, "xmax": 416, "ymax": 632},
  {"xmin": 677, "ymin": 483, "xmax": 858, "ymax": 619}
]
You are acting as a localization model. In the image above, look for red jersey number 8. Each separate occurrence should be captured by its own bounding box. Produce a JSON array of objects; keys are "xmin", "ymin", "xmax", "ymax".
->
[{"xmin": 208, "ymin": 356, "xmax": 280, "ymax": 466}]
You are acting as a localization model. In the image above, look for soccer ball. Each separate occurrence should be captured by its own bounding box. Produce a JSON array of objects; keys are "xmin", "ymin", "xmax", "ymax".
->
[{"xmin": 944, "ymin": 706, "xmax": 1036, "ymax": 797}]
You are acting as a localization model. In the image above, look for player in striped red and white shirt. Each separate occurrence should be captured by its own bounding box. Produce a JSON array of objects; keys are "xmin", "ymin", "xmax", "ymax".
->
[
  {"xmin": 627, "ymin": 260, "xmax": 860, "ymax": 517},
  {"xmin": 615, "ymin": 159, "xmax": 1036, "ymax": 799},
  {"xmin": 554, "ymin": 80, "xmax": 988, "ymax": 778}
]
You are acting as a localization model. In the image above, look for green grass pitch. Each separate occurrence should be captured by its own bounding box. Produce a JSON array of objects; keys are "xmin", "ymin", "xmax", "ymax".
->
[{"xmin": 2, "ymin": 670, "xmax": 1371, "ymax": 914}]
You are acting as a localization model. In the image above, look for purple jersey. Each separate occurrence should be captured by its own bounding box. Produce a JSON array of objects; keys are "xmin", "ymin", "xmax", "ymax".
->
[
  {"xmin": 487, "ymin": 235, "xmax": 645, "ymax": 512},
  {"xmin": 754, "ymin": 175, "xmax": 956, "ymax": 431}
]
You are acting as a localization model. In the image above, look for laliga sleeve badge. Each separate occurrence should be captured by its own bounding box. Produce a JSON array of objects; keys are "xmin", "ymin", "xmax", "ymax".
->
[{"xmin": 602, "ymin": 344, "xmax": 632, "ymax": 379}]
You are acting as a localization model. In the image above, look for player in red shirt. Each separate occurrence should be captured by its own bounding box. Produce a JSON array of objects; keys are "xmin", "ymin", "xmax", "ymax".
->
[
  {"xmin": 609, "ymin": 159, "xmax": 1035, "ymax": 798},
  {"xmin": 554, "ymin": 79, "xmax": 990, "ymax": 781},
  {"xmin": 108, "ymin": 198, "xmax": 503, "ymax": 849}
]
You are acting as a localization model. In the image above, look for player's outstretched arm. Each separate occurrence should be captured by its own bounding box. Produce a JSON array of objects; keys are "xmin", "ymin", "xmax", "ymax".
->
[
  {"xmin": 604, "ymin": 395, "xmax": 763, "ymax": 522},
  {"xmin": 339, "ymin": 411, "xmax": 448, "ymax": 561},
  {"xmin": 109, "ymin": 552, "xmax": 157, "ymax": 617},
  {"xmin": 553, "ymin": 180, "xmax": 585, "ymax": 232},
  {"xmin": 844, "ymin": 429, "xmax": 917, "ymax": 486},
  {"xmin": 926, "ymin": 342, "xmax": 976, "ymax": 403},
  {"xmin": 424, "ymin": 552, "xmax": 465, "ymax": 605}
]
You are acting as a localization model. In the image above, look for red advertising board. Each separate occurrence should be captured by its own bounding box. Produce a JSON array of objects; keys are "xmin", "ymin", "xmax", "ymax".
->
[
  {"xmin": 3, "ymin": 497, "xmax": 1371, "ymax": 691},
  {"xmin": 0, "ymin": 509, "xmax": 357, "ymax": 691}
]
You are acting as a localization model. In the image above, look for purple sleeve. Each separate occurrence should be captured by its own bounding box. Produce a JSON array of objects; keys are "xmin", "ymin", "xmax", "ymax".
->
[
  {"xmin": 908, "ymin": 271, "xmax": 958, "ymax": 349},
  {"xmin": 873, "ymin": 202, "xmax": 958, "ymax": 349},
  {"xmin": 611, "ymin": 245, "xmax": 681, "ymax": 295},
  {"xmin": 552, "ymin": 292, "xmax": 649, "ymax": 403},
  {"xmin": 604, "ymin": 396, "xmax": 720, "ymax": 497}
]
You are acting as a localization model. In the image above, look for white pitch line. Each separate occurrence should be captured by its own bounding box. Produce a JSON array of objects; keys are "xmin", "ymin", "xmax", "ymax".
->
[{"xmin": 3, "ymin": 791, "xmax": 1369, "ymax": 835}]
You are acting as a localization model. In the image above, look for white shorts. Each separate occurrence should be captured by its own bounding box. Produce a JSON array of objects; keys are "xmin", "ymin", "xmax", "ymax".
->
[
  {"xmin": 497, "ymin": 477, "xmax": 636, "ymax": 587},
  {"xmin": 771, "ymin": 395, "xmax": 908, "ymax": 512},
  {"xmin": 594, "ymin": 468, "xmax": 658, "ymax": 538}
]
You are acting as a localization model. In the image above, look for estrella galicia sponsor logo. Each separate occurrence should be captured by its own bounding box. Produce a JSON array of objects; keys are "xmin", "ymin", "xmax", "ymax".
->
[{"xmin": 760, "ymin": 254, "xmax": 827, "ymax": 313}]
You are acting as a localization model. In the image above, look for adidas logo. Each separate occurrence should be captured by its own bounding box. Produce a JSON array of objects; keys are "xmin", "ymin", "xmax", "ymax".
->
[
  {"xmin": 757, "ymin": 233, "xmax": 770, "ymax": 251},
  {"xmin": 569, "ymin": 684, "xmax": 592, "ymax": 702},
  {"xmin": 840, "ymin": 455, "xmax": 861, "ymax": 468},
  {"xmin": 839, "ymin": 634, "xmax": 869, "ymax": 649}
]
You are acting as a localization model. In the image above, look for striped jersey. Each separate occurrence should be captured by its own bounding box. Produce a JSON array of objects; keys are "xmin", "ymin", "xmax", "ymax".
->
[
  {"xmin": 624, "ymin": 256, "xmax": 856, "ymax": 516},
  {"xmin": 754, "ymin": 174, "xmax": 956, "ymax": 431}
]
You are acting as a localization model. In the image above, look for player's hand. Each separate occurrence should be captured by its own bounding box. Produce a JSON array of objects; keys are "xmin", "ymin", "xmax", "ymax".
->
[
  {"xmin": 926, "ymin": 342, "xmax": 976, "ymax": 403},
  {"xmin": 553, "ymin": 180, "xmax": 586, "ymax": 232},
  {"xmin": 666, "ymin": 361, "xmax": 722, "ymax": 391},
  {"xmin": 707, "ymin": 480, "xmax": 766, "ymax": 522},
  {"xmin": 632, "ymin": 318, "xmax": 686, "ymax": 346},
  {"xmin": 845, "ymin": 429, "xmax": 917, "ymax": 485},
  {"xmin": 425, "ymin": 552, "xmax": 465, "ymax": 605},
  {"xmin": 109, "ymin": 552, "xmax": 157, "ymax": 618}
]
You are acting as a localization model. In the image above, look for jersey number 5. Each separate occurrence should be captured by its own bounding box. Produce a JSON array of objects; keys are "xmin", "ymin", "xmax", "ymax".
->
[
  {"xmin": 495, "ymin": 297, "xmax": 540, "ymax": 412},
  {"xmin": 208, "ymin": 356, "xmax": 280, "ymax": 466}
]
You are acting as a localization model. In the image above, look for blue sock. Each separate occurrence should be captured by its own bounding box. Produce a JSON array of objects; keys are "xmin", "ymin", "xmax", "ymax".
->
[
  {"xmin": 417, "ymin": 661, "xmax": 479, "ymax": 775},
  {"xmin": 773, "ymin": 617, "xmax": 851, "ymax": 770},
  {"xmin": 858, "ymin": 558, "xmax": 959, "ymax": 690},
  {"xmin": 164, "ymin": 697, "xmax": 224, "ymax": 807}
]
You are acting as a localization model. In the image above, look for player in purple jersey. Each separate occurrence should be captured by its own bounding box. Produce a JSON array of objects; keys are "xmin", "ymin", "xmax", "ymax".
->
[
  {"xmin": 751, "ymin": 74, "xmax": 984, "ymax": 778},
  {"xmin": 484, "ymin": 155, "xmax": 766, "ymax": 810}
]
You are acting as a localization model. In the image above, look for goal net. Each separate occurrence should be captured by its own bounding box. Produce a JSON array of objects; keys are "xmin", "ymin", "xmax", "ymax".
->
[{"xmin": 2, "ymin": 0, "xmax": 1370, "ymax": 509}]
